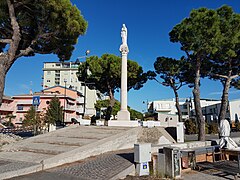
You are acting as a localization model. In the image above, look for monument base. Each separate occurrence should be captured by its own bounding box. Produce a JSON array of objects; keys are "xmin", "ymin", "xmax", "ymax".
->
[
  {"xmin": 117, "ymin": 110, "xmax": 130, "ymax": 121},
  {"xmin": 108, "ymin": 120, "xmax": 139, "ymax": 127}
]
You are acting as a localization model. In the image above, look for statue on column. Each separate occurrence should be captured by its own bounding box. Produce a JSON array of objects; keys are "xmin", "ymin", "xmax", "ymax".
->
[{"xmin": 119, "ymin": 24, "xmax": 129, "ymax": 54}]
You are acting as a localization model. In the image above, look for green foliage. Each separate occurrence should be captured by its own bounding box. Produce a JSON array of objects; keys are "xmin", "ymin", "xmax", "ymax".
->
[
  {"xmin": 205, "ymin": 123, "xmax": 209, "ymax": 134},
  {"xmin": 45, "ymin": 96, "xmax": 63, "ymax": 125},
  {"xmin": 184, "ymin": 119, "xmax": 198, "ymax": 134},
  {"xmin": 169, "ymin": 5, "xmax": 240, "ymax": 140},
  {"xmin": 235, "ymin": 123, "xmax": 240, "ymax": 132},
  {"xmin": 148, "ymin": 56, "xmax": 194, "ymax": 122},
  {"xmin": 95, "ymin": 99, "xmax": 143, "ymax": 120},
  {"xmin": 208, "ymin": 123, "xmax": 219, "ymax": 134},
  {"xmin": 23, "ymin": 106, "xmax": 37, "ymax": 127},
  {"xmin": 23, "ymin": 106, "xmax": 46, "ymax": 134},
  {"xmin": 78, "ymin": 54, "xmax": 148, "ymax": 98},
  {"xmin": 4, "ymin": 114, "xmax": 16, "ymax": 127},
  {"xmin": 0, "ymin": 0, "xmax": 87, "ymax": 60},
  {"xmin": 232, "ymin": 79, "xmax": 240, "ymax": 90},
  {"xmin": 129, "ymin": 108, "xmax": 143, "ymax": 120}
]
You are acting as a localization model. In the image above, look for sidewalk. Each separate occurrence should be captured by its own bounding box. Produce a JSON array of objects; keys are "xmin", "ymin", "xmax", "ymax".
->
[{"xmin": 9, "ymin": 149, "xmax": 135, "ymax": 180}]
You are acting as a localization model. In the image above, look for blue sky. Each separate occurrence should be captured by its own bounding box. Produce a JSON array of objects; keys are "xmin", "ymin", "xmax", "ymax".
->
[{"xmin": 4, "ymin": 0, "xmax": 240, "ymax": 113}]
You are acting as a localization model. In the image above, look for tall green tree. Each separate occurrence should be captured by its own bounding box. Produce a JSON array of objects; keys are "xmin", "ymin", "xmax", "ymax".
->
[
  {"xmin": 207, "ymin": 6, "xmax": 240, "ymax": 122},
  {"xmin": 95, "ymin": 99, "xmax": 143, "ymax": 120},
  {"xmin": 23, "ymin": 106, "xmax": 46, "ymax": 135},
  {"xmin": 148, "ymin": 57, "xmax": 193, "ymax": 122},
  {"xmin": 0, "ymin": 0, "xmax": 87, "ymax": 105},
  {"xmin": 45, "ymin": 96, "xmax": 63, "ymax": 125},
  {"xmin": 169, "ymin": 7, "xmax": 222, "ymax": 141},
  {"xmin": 78, "ymin": 54, "xmax": 148, "ymax": 120}
]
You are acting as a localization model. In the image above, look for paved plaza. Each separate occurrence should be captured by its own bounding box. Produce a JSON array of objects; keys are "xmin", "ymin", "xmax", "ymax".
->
[{"xmin": 0, "ymin": 126, "xmax": 240, "ymax": 179}]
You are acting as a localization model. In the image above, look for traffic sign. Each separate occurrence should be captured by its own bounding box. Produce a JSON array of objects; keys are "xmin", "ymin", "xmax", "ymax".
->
[{"xmin": 32, "ymin": 96, "xmax": 40, "ymax": 106}]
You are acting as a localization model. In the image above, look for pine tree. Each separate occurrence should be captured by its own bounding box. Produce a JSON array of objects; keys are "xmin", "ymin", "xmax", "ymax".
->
[
  {"xmin": 23, "ymin": 106, "xmax": 37, "ymax": 127},
  {"xmin": 46, "ymin": 96, "xmax": 63, "ymax": 125}
]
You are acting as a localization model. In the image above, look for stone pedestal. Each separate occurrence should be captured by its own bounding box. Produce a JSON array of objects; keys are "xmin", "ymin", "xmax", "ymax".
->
[
  {"xmin": 117, "ymin": 110, "xmax": 130, "ymax": 121},
  {"xmin": 108, "ymin": 120, "xmax": 139, "ymax": 127}
]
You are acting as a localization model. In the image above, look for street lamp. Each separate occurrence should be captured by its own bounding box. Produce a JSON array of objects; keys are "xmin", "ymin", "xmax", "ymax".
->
[
  {"xmin": 76, "ymin": 50, "xmax": 90, "ymax": 118},
  {"xmin": 63, "ymin": 78, "xmax": 67, "ymax": 125},
  {"xmin": 143, "ymin": 100, "xmax": 149, "ymax": 113},
  {"xmin": 83, "ymin": 50, "xmax": 91, "ymax": 118}
]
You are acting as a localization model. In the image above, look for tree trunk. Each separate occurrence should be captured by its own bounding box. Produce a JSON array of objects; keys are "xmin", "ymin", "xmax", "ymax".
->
[
  {"xmin": 0, "ymin": 55, "xmax": 8, "ymax": 106},
  {"xmin": 219, "ymin": 76, "xmax": 232, "ymax": 122},
  {"xmin": 193, "ymin": 61, "xmax": 205, "ymax": 141},
  {"xmin": 172, "ymin": 85, "xmax": 182, "ymax": 122},
  {"xmin": 105, "ymin": 88, "xmax": 115, "ymax": 121},
  {"xmin": 0, "ymin": 0, "xmax": 21, "ymax": 105}
]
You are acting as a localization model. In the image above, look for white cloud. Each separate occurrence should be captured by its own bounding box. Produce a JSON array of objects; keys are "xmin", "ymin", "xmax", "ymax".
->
[{"xmin": 209, "ymin": 90, "xmax": 239, "ymax": 96}]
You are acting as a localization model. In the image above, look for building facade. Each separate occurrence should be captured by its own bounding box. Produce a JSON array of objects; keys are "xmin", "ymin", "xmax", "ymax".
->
[
  {"xmin": 148, "ymin": 98, "xmax": 240, "ymax": 124},
  {"xmin": 0, "ymin": 96, "xmax": 14, "ymax": 120},
  {"xmin": 0, "ymin": 86, "xmax": 85, "ymax": 127},
  {"xmin": 42, "ymin": 61, "xmax": 97, "ymax": 116}
]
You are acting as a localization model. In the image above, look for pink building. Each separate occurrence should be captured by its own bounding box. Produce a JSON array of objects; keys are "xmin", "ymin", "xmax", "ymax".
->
[
  {"xmin": 0, "ymin": 86, "xmax": 85, "ymax": 126},
  {"xmin": 0, "ymin": 96, "xmax": 15, "ymax": 122}
]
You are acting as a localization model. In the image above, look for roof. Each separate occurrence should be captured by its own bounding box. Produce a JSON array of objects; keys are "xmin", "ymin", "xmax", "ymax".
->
[
  {"xmin": 3, "ymin": 95, "xmax": 13, "ymax": 101},
  {"xmin": 43, "ymin": 85, "xmax": 82, "ymax": 95}
]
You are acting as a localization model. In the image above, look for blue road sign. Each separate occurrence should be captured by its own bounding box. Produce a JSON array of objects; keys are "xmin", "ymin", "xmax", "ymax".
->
[{"xmin": 32, "ymin": 96, "xmax": 40, "ymax": 106}]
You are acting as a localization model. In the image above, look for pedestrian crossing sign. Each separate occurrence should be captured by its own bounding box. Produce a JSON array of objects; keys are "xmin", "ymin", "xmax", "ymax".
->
[{"xmin": 32, "ymin": 96, "xmax": 40, "ymax": 106}]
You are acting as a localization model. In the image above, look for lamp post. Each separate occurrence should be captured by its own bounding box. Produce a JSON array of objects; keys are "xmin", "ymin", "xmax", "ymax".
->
[
  {"xmin": 63, "ymin": 79, "xmax": 67, "ymax": 125},
  {"xmin": 77, "ymin": 50, "xmax": 90, "ymax": 118},
  {"xmin": 143, "ymin": 100, "xmax": 148, "ymax": 113}
]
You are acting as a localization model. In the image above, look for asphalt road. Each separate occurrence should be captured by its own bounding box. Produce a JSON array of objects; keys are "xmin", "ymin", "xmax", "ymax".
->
[{"xmin": 185, "ymin": 131, "xmax": 240, "ymax": 141}]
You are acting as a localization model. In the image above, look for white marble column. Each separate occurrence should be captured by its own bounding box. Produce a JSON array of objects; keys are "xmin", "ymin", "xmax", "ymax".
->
[{"xmin": 117, "ymin": 24, "xmax": 130, "ymax": 121}]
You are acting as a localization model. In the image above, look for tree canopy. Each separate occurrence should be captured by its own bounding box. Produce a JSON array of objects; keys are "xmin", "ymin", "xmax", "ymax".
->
[
  {"xmin": 95, "ymin": 99, "xmax": 143, "ymax": 120},
  {"xmin": 169, "ymin": 5, "xmax": 240, "ymax": 140},
  {"xmin": 148, "ymin": 56, "xmax": 192, "ymax": 122},
  {"xmin": 78, "ymin": 53, "xmax": 147, "ymax": 120},
  {"xmin": 0, "ymin": 0, "xmax": 87, "ymax": 105},
  {"xmin": 77, "ymin": 54, "xmax": 147, "ymax": 103}
]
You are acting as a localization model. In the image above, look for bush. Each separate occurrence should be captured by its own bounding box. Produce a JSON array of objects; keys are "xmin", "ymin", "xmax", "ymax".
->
[
  {"xmin": 205, "ymin": 123, "xmax": 209, "ymax": 134},
  {"xmin": 235, "ymin": 122, "xmax": 240, "ymax": 131},
  {"xmin": 184, "ymin": 119, "xmax": 198, "ymax": 134},
  {"xmin": 209, "ymin": 123, "xmax": 219, "ymax": 134}
]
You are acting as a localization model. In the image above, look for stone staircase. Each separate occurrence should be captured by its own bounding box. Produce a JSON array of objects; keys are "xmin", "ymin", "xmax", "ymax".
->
[
  {"xmin": 0, "ymin": 125, "xmax": 133, "ymax": 163},
  {"xmin": 0, "ymin": 125, "xmax": 175, "ymax": 179}
]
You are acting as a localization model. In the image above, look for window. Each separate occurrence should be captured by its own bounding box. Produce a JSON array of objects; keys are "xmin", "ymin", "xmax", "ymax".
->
[
  {"xmin": 56, "ymin": 63, "xmax": 60, "ymax": 66},
  {"xmin": 47, "ymin": 80, "xmax": 50, "ymax": 82},
  {"xmin": 47, "ymin": 71, "xmax": 51, "ymax": 75},
  {"xmin": 17, "ymin": 105, "xmax": 23, "ymax": 110}
]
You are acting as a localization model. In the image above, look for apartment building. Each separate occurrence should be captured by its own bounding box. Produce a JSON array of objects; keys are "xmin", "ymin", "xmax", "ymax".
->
[
  {"xmin": 0, "ymin": 86, "xmax": 85, "ymax": 126},
  {"xmin": 149, "ymin": 98, "xmax": 240, "ymax": 124},
  {"xmin": 148, "ymin": 98, "xmax": 190, "ymax": 120},
  {"xmin": 42, "ymin": 61, "xmax": 97, "ymax": 116},
  {"xmin": 0, "ymin": 96, "xmax": 14, "ymax": 120},
  {"xmin": 202, "ymin": 99, "xmax": 240, "ymax": 123}
]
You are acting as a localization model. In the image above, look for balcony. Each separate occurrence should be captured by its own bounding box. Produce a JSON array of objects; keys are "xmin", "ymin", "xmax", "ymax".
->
[
  {"xmin": 76, "ymin": 107, "xmax": 84, "ymax": 113},
  {"xmin": 76, "ymin": 97, "xmax": 84, "ymax": 104},
  {"xmin": 0, "ymin": 105, "xmax": 14, "ymax": 112},
  {"xmin": 154, "ymin": 106, "xmax": 172, "ymax": 112},
  {"xmin": 16, "ymin": 100, "xmax": 33, "ymax": 105},
  {"xmin": 64, "ymin": 105, "xmax": 75, "ymax": 111}
]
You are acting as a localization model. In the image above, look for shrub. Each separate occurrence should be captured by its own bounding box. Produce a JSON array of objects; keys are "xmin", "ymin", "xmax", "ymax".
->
[
  {"xmin": 235, "ymin": 122, "xmax": 240, "ymax": 131},
  {"xmin": 205, "ymin": 123, "xmax": 209, "ymax": 134},
  {"xmin": 184, "ymin": 119, "xmax": 198, "ymax": 134},
  {"xmin": 209, "ymin": 123, "xmax": 219, "ymax": 134}
]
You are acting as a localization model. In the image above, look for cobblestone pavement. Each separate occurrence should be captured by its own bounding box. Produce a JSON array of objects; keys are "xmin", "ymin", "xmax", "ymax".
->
[
  {"xmin": 182, "ymin": 169, "xmax": 235, "ymax": 180},
  {"xmin": 9, "ymin": 149, "xmax": 134, "ymax": 180}
]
